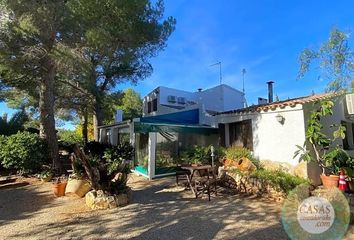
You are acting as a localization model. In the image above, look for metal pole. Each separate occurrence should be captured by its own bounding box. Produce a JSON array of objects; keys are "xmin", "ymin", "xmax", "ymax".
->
[{"xmin": 211, "ymin": 145, "xmax": 215, "ymax": 167}]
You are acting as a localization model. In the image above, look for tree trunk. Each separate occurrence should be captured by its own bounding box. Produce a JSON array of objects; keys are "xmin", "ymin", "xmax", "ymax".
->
[
  {"xmin": 93, "ymin": 98, "xmax": 103, "ymax": 141},
  {"xmin": 73, "ymin": 145, "xmax": 101, "ymax": 190},
  {"xmin": 39, "ymin": 57, "xmax": 61, "ymax": 172},
  {"xmin": 81, "ymin": 109, "xmax": 88, "ymax": 144}
]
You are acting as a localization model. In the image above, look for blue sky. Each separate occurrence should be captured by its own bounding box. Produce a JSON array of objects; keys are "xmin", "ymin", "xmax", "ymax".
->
[{"xmin": 1, "ymin": 0, "xmax": 354, "ymax": 126}]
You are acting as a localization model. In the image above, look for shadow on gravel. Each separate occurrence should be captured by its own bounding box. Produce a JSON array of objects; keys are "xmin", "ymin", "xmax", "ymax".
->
[{"xmin": 0, "ymin": 183, "xmax": 54, "ymax": 227}]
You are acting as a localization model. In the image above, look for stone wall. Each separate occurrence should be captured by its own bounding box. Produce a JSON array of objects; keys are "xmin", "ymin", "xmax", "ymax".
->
[{"xmin": 219, "ymin": 169, "xmax": 285, "ymax": 201}]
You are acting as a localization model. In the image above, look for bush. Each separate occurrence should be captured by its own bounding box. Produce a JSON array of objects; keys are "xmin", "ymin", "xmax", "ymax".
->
[
  {"xmin": 0, "ymin": 132, "xmax": 47, "ymax": 172},
  {"xmin": 77, "ymin": 141, "xmax": 134, "ymax": 194},
  {"xmin": 179, "ymin": 145, "xmax": 224, "ymax": 165},
  {"xmin": 224, "ymin": 145, "xmax": 260, "ymax": 168},
  {"xmin": 103, "ymin": 142, "xmax": 134, "ymax": 175},
  {"xmin": 250, "ymin": 169, "xmax": 309, "ymax": 194},
  {"xmin": 58, "ymin": 129, "xmax": 83, "ymax": 146},
  {"xmin": 84, "ymin": 141, "xmax": 111, "ymax": 157}
]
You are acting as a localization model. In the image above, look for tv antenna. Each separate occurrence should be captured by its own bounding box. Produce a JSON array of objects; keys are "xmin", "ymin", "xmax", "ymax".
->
[
  {"xmin": 242, "ymin": 68, "xmax": 247, "ymax": 107},
  {"xmin": 210, "ymin": 61, "xmax": 222, "ymax": 85},
  {"xmin": 242, "ymin": 68, "xmax": 246, "ymax": 95}
]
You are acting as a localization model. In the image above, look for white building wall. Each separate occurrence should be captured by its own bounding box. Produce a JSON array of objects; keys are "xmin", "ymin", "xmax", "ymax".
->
[
  {"xmin": 198, "ymin": 84, "xmax": 244, "ymax": 112},
  {"xmin": 217, "ymin": 105, "xmax": 306, "ymax": 166},
  {"xmin": 143, "ymin": 84, "xmax": 244, "ymax": 117},
  {"xmin": 254, "ymin": 106, "xmax": 306, "ymax": 166},
  {"xmin": 221, "ymin": 85, "xmax": 245, "ymax": 111}
]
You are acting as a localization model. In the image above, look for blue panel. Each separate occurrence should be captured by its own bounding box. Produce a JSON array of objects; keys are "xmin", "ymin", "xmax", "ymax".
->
[{"xmin": 140, "ymin": 109, "xmax": 199, "ymax": 125}]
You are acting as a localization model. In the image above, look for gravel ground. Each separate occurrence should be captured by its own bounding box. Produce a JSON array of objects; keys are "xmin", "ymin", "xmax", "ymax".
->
[{"xmin": 0, "ymin": 175, "xmax": 353, "ymax": 240}]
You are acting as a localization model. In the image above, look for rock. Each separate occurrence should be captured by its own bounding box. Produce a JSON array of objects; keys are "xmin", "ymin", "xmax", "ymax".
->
[
  {"xmin": 85, "ymin": 190, "xmax": 97, "ymax": 209},
  {"xmin": 293, "ymin": 161, "xmax": 308, "ymax": 178},
  {"xmin": 260, "ymin": 160, "xmax": 294, "ymax": 174},
  {"xmin": 85, "ymin": 190, "xmax": 119, "ymax": 210}
]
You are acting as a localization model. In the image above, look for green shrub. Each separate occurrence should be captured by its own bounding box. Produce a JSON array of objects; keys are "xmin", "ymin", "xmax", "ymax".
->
[
  {"xmin": 179, "ymin": 145, "xmax": 224, "ymax": 165},
  {"xmin": 84, "ymin": 141, "xmax": 111, "ymax": 157},
  {"xmin": 224, "ymin": 145, "xmax": 260, "ymax": 168},
  {"xmin": 250, "ymin": 169, "xmax": 309, "ymax": 194},
  {"xmin": 0, "ymin": 132, "xmax": 47, "ymax": 172},
  {"xmin": 103, "ymin": 142, "xmax": 134, "ymax": 175},
  {"xmin": 58, "ymin": 129, "xmax": 83, "ymax": 146}
]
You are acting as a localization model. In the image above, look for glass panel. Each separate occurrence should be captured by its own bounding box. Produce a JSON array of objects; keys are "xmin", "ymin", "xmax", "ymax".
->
[
  {"xmin": 135, "ymin": 133, "xmax": 149, "ymax": 175},
  {"xmin": 155, "ymin": 132, "xmax": 179, "ymax": 173},
  {"xmin": 118, "ymin": 127, "xmax": 130, "ymax": 144}
]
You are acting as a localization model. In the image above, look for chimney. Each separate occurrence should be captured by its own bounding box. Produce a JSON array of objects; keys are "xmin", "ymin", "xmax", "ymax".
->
[
  {"xmin": 115, "ymin": 109, "xmax": 123, "ymax": 123},
  {"xmin": 267, "ymin": 81, "xmax": 274, "ymax": 103}
]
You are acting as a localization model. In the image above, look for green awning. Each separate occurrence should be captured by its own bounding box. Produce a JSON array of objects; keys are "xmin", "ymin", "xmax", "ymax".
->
[{"xmin": 134, "ymin": 122, "xmax": 219, "ymax": 134}]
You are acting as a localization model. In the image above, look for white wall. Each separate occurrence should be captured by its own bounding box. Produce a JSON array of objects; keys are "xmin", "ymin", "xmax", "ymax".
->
[
  {"xmin": 142, "ymin": 84, "xmax": 244, "ymax": 117},
  {"xmin": 198, "ymin": 84, "xmax": 244, "ymax": 112},
  {"xmin": 221, "ymin": 85, "xmax": 245, "ymax": 111},
  {"xmin": 217, "ymin": 105, "xmax": 306, "ymax": 166}
]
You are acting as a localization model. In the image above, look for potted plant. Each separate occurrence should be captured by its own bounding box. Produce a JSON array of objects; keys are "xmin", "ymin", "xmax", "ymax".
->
[
  {"xmin": 65, "ymin": 173, "xmax": 91, "ymax": 198},
  {"xmin": 52, "ymin": 176, "xmax": 67, "ymax": 197},
  {"xmin": 294, "ymin": 100, "xmax": 346, "ymax": 189},
  {"xmin": 344, "ymin": 167, "xmax": 354, "ymax": 191}
]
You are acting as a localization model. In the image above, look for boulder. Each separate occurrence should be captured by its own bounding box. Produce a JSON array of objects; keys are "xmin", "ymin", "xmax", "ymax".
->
[
  {"xmin": 85, "ymin": 189, "xmax": 131, "ymax": 210},
  {"xmin": 85, "ymin": 190, "xmax": 117, "ymax": 210},
  {"xmin": 260, "ymin": 160, "xmax": 294, "ymax": 174},
  {"xmin": 293, "ymin": 161, "xmax": 308, "ymax": 179}
]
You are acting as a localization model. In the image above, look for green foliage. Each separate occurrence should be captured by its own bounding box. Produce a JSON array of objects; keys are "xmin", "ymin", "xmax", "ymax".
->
[
  {"xmin": 225, "ymin": 145, "xmax": 252, "ymax": 160},
  {"xmin": 323, "ymin": 148, "xmax": 353, "ymax": 174},
  {"xmin": 0, "ymin": 132, "xmax": 47, "ymax": 172},
  {"xmin": 294, "ymin": 100, "xmax": 347, "ymax": 174},
  {"xmin": 179, "ymin": 145, "xmax": 224, "ymax": 165},
  {"xmin": 58, "ymin": 129, "xmax": 83, "ymax": 146},
  {"xmin": 250, "ymin": 169, "xmax": 309, "ymax": 194},
  {"xmin": 0, "ymin": 110, "xmax": 29, "ymax": 136},
  {"xmin": 103, "ymin": 142, "xmax": 134, "ymax": 175},
  {"xmin": 298, "ymin": 28, "xmax": 354, "ymax": 92},
  {"xmin": 118, "ymin": 89, "xmax": 143, "ymax": 120},
  {"xmin": 224, "ymin": 145, "xmax": 260, "ymax": 168},
  {"xmin": 84, "ymin": 141, "xmax": 111, "ymax": 157},
  {"xmin": 80, "ymin": 141, "xmax": 134, "ymax": 194}
]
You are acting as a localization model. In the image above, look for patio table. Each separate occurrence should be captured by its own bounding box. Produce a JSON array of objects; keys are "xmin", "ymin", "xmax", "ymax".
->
[{"xmin": 181, "ymin": 165, "xmax": 217, "ymax": 200}]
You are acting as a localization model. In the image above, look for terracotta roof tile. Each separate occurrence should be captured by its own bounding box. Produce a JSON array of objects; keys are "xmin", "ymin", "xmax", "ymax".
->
[{"xmin": 217, "ymin": 92, "xmax": 341, "ymax": 115}]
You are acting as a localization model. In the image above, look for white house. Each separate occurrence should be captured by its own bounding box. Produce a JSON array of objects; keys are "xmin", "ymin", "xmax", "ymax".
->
[
  {"xmin": 98, "ymin": 81, "xmax": 354, "ymax": 183},
  {"xmin": 143, "ymin": 84, "xmax": 245, "ymax": 117},
  {"xmin": 215, "ymin": 92, "xmax": 354, "ymax": 184}
]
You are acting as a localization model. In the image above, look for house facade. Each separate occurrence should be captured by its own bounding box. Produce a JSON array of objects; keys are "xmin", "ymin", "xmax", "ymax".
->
[
  {"xmin": 216, "ymin": 92, "xmax": 354, "ymax": 185},
  {"xmin": 98, "ymin": 82, "xmax": 354, "ymax": 183}
]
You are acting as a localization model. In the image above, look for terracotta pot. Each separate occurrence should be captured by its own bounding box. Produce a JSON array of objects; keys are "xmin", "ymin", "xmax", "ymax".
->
[
  {"xmin": 52, "ymin": 182, "xmax": 67, "ymax": 197},
  {"xmin": 320, "ymin": 175, "xmax": 339, "ymax": 189},
  {"xmin": 65, "ymin": 179, "xmax": 91, "ymax": 198}
]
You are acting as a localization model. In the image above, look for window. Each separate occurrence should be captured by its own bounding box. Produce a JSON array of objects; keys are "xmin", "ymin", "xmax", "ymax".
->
[
  {"xmin": 147, "ymin": 99, "xmax": 157, "ymax": 113},
  {"xmin": 229, "ymin": 120, "xmax": 253, "ymax": 150},
  {"xmin": 148, "ymin": 101, "xmax": 152, "ymax": 113},
  {"xmin": 153, "ymin": 98, "xmax": 157, "ymax": 111}
]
